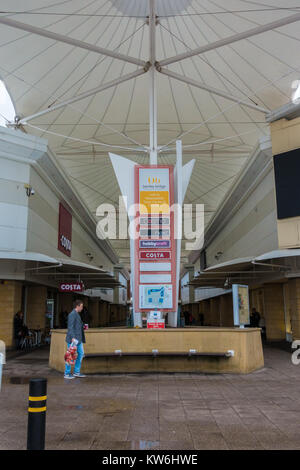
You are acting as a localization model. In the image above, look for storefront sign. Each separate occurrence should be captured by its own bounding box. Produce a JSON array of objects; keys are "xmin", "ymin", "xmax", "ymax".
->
[
  {"xmin": 140, "ymin": 251, "xmax": 171, "ymax": 260},
  {"xmin": 59, "ymin": 282, "xmax": 84, "ymax": 292},
  {"xmin": 140, "ymin": 274, "xmax": 172, "ymax": 283},
  {"xmin": 139, "ymin": 168, "xmax": 170, "ymax": 214},
  {"xmin": 139, "ymin": 240, "xmax": 170, "ymax": 249},
  {"xmin": 140, "ymin": 262, "xmax": 171, "ymax": 272},
  {"xmin": 58, "ymin": 202, "xmax": 72, "ymax": 257}
]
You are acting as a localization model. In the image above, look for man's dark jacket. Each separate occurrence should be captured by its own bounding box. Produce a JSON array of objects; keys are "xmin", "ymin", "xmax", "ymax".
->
[
  {"xmin": 66, "ymin": 309, "xmax": 86, "ymax": 344},
  {"xmin": 13, "ymin": 314, "xmax": 23, "ymax": 339}
]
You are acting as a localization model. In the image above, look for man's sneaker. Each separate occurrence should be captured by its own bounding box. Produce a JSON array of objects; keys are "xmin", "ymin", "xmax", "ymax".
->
[
  {"xmin": 64, "ymin": 374, "xmax": 75, "ymax": 379},
  {"xmin": 73, "ymin": 373, "xmax": 86, "ymax": 378}
]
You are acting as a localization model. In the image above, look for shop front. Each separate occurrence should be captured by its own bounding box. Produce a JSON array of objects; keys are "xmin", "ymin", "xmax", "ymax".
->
[{"xmin": 0, "ymin": 127, "xmax": 126, "ymax": 350}]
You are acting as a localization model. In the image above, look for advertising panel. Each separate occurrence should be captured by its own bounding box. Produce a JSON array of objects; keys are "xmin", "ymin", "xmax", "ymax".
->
[{"xmin": 232, "ymin": 284, "xmax": 250, "ymax": 326}]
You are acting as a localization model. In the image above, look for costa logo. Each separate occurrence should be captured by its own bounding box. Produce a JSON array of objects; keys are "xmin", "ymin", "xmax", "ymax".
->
[
  {"xmin": 58, "ymin": 202, "xmax": 72, "ymax": 257},
  {"xmin": 140, "ymin": 251, "xmax": 170, "ymax": 260},
  {"xmin": 60, "ymin": 235, "xmax": 71, "ymax": 252},
  {"xmin": 59, "ymin": 282, "xmax": 84, "ymax": 292}
]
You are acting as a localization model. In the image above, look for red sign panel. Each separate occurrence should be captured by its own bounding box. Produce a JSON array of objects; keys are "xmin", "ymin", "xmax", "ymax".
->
[
  {"xmin": 58, "ymin": 202, "xmax": 72, "ymax": 257},
  {"xmin": 140, "ymin": 251, "xmax": 171, "ymax": 260},
  {"xmin": 147, "ymin": 321, "xmax": 165, "ymax": 329},
  {"xmin": 59, "ymin": 282, "xmax": 84, "ymax": 293}
]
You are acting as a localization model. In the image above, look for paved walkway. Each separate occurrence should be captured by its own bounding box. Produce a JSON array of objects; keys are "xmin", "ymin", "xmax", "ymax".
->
[{"xmin": 1, "ymin": 345, "xmax": 300, "ymax": 450}]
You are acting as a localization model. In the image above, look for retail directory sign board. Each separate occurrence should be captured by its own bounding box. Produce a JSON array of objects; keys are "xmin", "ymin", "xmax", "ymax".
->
[
  {"xmin": 134, "ymin": 165, "xmax": 176, "ymax": 313},
  {"xmin": 232, "ymin": 284, "xmax": 250, "ymax": 327}
]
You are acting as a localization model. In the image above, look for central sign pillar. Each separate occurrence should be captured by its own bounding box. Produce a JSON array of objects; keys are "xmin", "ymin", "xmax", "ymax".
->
[
  {"xmin": 134, "ymin": 165, "xmax": 176, "ymax": 325},
  {"xmin": 109, "ymin": 148, "xmax": 195, "ymax": 328}
]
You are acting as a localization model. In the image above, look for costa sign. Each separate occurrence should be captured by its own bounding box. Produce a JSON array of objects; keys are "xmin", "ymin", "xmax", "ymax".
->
[
  {"xmin": 59, "ymin": 282, "xmax": 84, "ymax": 293},
  {"xmin": 140, "ymin": 251, "xmax": 171, "ymax": 260},
  {"xmin": 58, "ymin": 202, "xmax": 72, "ymax": 257},
  {"xmin": 60, "ymin": 235, "xmax": 71, "ymax": 252}
]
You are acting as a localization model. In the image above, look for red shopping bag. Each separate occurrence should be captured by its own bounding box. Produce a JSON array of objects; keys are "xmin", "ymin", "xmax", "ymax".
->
[{"xmin": 64, "ymin": 341, "xmax": 78, "ymax": 365}]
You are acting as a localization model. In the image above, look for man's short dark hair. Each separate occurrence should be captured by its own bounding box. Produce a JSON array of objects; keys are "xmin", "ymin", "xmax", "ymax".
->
[{"xmin": 74, "ymin": 299, "xmax": 83, "ymax": 308}]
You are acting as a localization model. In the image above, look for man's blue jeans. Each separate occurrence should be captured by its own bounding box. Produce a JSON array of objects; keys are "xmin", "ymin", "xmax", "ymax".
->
[{"xmin": 65, "ymin": 342, "xmax": 84, "ymax": 376}]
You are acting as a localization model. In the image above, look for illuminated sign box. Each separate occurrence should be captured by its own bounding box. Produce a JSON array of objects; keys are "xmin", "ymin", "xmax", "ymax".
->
[
  {"xmin": 140, "ymin": 262, "xmax": 171, "ymax": 272},
  {"xmin": 59, "ymin": 282, "xmax": 84, "ymax": 293},
  {"xmin": 139, "ymin": 251, "xmax": 171, "ymax": 260}
]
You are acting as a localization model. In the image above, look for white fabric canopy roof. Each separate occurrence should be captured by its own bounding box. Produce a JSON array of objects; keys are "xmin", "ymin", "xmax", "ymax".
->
[{"xmin": 0, "ymin": 0, "xmax": 300, "ymax": 266}]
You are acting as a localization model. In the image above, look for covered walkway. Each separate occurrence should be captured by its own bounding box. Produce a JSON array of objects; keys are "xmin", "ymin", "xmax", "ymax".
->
[{"xmin": 1, "ymin": 346, "xmax": 300, "ymax": 450}]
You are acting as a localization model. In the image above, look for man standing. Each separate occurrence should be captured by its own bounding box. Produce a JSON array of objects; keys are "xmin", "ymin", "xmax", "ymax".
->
[
  {"xmin": 64, "ymin": 300, "xmax": 86, "ymax": 379},
  {"xmin": 250, "ymin": 307, "xmax": 261, "ymax": 328},
  {"xmin": 13, "ymin": 311, "xmax": 24, "ymax": 349}
]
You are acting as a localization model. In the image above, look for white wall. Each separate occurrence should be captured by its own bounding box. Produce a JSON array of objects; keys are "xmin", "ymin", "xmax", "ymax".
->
[
  {"xmin": 0, "ymin": 127, "xmax": 118, "ymax": 290},
  {"xmin": 26, "ymin": 167, "xmax": 113, "ymax": 271},
  {"xmin": 0, "ymin": 156, "xmax": 29, "ymax": 252},
  {"xmin": 203, "ymin": 141, "xmax": 279, "ymax": 268}
]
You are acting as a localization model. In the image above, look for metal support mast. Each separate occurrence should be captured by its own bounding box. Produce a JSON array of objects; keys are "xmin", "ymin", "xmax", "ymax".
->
[{"xmin": 149, "ymin": 0, "xmax": 158, "ymax": 165}]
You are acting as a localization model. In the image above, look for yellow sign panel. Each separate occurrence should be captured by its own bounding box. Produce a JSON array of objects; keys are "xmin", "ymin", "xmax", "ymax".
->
[{"xmin": 139, "ymin": 191, "xmax": 170, "ymax": 214}]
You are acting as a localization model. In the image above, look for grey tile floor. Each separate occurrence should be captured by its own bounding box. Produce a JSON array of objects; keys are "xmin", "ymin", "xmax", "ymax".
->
[{"xmin": 0, "ymin": 345, "xmax": 300, "ymax": 450}]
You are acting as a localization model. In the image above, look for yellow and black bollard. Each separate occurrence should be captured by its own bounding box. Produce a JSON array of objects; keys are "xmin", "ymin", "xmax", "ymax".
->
[{"xmin": 27, "ymin": 378, "xmax": 47, "ymax": 450}]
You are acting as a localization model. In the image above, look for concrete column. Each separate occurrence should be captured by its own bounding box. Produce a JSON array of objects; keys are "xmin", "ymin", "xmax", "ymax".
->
[
  {"xmin": 88, "ymin": 299, "xmax": 99, "ymax": 327},
  {"xmin": 288, "ymin": 278, "xmax": 300, "ymax": 340},
  {"xmin": 0, "ymin": 281, "xmax": 22, "ymax": 348},
  {"xmin": 58, "ymin": 293, "xmax": 73, "ymax": 314},
  {"xmin": 184, "ymin": 265, "xmax": 195, "ymax": 303},
  {"xmin": 220, "ymin": 295, "xmax": 234, "ymax": 327},
  {"xmin": 26, "ymin": 286, "xmax": 47, "ymax": 330},
  {"xmin": 263, "ymin": 283, "xmax": 286, "ymax": 341},
  {"xmin": 210, "ymin": 297, "xmax": 220, "ymax": 326},
  {"xmin": 98, "ymin": 302, "xmax": 105, "ymax": 326},
  {"xmin": 191, "ymin": 303, "xmax": 198, "ymax": 324},
  {"xmin": 113, "ymin": 266, "xmax": 123, "ymax": 304},
  {"xmin": 104, "ymin": 302, "xmax": 110, "ymax": 326},
  {"xmin": 202, "ymin": 299, "xmax": 211, "ymax": 326}
]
